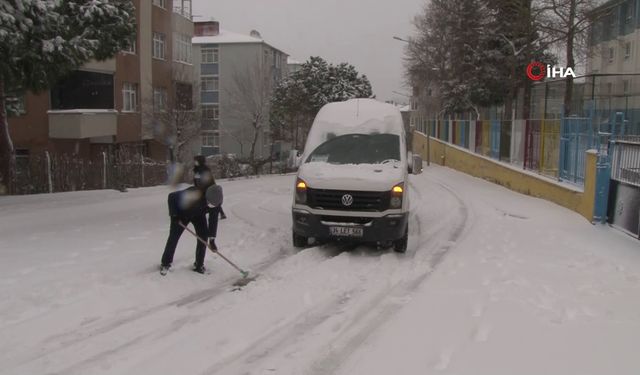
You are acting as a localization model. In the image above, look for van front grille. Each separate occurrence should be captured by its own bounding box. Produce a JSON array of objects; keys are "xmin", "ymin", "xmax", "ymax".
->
[{"xmin": 307, "ymin": 188, "xmax": 389, "ymax": 212}]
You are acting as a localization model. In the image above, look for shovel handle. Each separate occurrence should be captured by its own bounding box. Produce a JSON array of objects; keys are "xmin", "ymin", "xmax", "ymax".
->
[{"xmin": 178, "ymin": 221, "xmax": 248, "ymax": 276}]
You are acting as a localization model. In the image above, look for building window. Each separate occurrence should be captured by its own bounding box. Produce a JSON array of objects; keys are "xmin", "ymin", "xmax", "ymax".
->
[
  {"xmin": 202, "ymin": 104, "xmax": 219, "ymax": 120},
  {"xmin": 624, "ymin": 80, "xmax": 630, "ymax": 94},
  {"xmin": 201, "ymin": 48, "xmax": 219, "ymax": 63},
  {"xmin": 51, "ymin": 70, "xmax": 114, "ymax": 110},
  {"xmin": 123, "ymin": 39, "xmax": 136, "ymax": 54},
  {"xmin": 410, "ymin": 99, "xmax": 418, "ymax": 111},
  {"xmin": 201, "ymin": 76, "xmax": 219, "ymax": 92},
  {"xmin": 609, "ymin": 46, "xmax": 615, "ymax": 62},
  {"xmin": 153, "ymin": 88, "xmax": 167, "ymax": 112},
  {"xmin": 153, "ymin": 32, "xmax": 165, "ymax": 60},
  {"xmin": 625, "ymin": 41, "xmax": 631, "ymax": 59},
  {"xmin": 202, "ymin": 131, "xmax": 219, "ymax": 147},
  {"xmin": 173, "ymin": 33, "xmax": 192, "ymax": 63},
  {"xmin": 122, "ymin": 82, "xmax": 138, "ymax": 112},
  {"xmin": 274, "ymin": 52, "xmax": 280, "ymax": 68},
  {"xmin": 607, "ymin": 82, "xmax": 613, "ymax": 94},
  {"xmin": 175, "ymin": 82, "xmax": 193, "ymax": 110},
  {"xmin": 153, "ymin": 0, "xmax": 165, "ymax": 9},
  {"xmin": 173, "ymin": 0, "xmax": 192, "ymax": 19}
]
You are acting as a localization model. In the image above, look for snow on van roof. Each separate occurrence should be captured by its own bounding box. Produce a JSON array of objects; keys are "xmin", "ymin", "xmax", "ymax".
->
[{"xmin": 303, "ymin": 99, "xmax": 405, "ymax": 156}]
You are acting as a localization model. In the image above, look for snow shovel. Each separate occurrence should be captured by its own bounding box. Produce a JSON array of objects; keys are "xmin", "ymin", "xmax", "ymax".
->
[{"xmin": 179, "ymin": 222, "xmax": 256, "ymax": 287}]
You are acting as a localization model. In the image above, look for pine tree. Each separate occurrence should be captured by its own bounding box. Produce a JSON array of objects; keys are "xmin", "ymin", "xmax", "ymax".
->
[{"xmin": 0, "ymin": 0, "xmax": 136, "ymax": 194}]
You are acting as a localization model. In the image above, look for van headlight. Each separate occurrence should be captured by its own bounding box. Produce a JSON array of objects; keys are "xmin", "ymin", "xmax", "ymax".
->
[
  {"xmin": 390, "ymin": 182, "xmax": 404, "ymax": 209},
  {"xmin": 295, "ymin": 178, "xmax": 308, "ymax": 204}
]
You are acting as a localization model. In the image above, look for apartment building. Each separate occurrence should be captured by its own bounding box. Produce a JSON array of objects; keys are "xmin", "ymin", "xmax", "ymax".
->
[
  {"xmin": 587, "ymin": 0, "xmax": 640, "ymax": 124},
  {"xmin": 192, "ymin": 21, "xmax": 289, "ymax": 158},
  {"xmin": 8, "ymin": 0, "xmax": 196, "ymax": 163},
  {"xmin": 287, "ymin": 57, "xmax": 303, "ymax": 75}
]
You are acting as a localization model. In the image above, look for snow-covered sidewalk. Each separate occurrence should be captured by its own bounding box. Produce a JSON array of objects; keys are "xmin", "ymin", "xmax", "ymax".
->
[{"xmin": 0, "ymin": 166, "xmax": 638, "ymax": 375}]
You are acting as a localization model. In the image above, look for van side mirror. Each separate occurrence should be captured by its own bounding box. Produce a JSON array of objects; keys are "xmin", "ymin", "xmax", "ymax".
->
[{"xmin": 412, "ymin": 155, "xmax": 423, "ymax": 175}]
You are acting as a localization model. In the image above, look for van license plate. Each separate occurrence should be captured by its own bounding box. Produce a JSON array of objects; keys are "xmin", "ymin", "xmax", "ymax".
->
[{"xmin": 330, "ymin": 227, "xmax": 364, "ymax": 237}]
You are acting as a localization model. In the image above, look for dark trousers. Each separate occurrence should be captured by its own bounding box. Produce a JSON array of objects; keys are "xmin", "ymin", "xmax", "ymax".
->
[
  {"xmin": 161, "ymin": 215, "xmax": 208, "ymax": 267},
  {"xmin": 209, "ymin": 206, "xmax": 221, "ymax": 237}
]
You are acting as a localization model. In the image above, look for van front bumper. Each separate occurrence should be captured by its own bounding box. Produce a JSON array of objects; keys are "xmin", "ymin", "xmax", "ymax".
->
[{"xmin": 292, "ymin": 210, "xmax": 408, "ymax": 242}]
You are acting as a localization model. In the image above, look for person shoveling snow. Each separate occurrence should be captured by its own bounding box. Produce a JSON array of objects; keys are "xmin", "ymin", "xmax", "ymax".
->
[
  {"xmin": 160, "ymin": 158, "xmax": 220, "ymax": 275},
  {"xmin": 160, "ymin": 176, "xmax": 255, "ymax": 287}
]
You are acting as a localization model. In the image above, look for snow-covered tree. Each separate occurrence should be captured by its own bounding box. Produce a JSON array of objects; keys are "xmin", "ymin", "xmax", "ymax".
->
[
  {"xmin": 535, "ymin": 0, "xmax": 599, "ymax": 115},
  {"xmin": 143, "ymin": 70, "xmax": 200, "ymax": 165},
  {"xmin": 485, "ymin": 0, "xmax": 553, "ymax": 119},
  {"xmin": 406, "ymin": 0, "xmax": 500, "ymax": 116},
  {"xmin": 224, "ymin": 59, "xmax": 277, "ymax": 174},
  {"xmin": 405, "ymin": 0, "xmax": 553, "ymax": 119},
  {"xmin": 270, "ymin": 56, "xmax": 373, "ymax": 149},
  {"xmin": 0, "ymin": 0, "xmax": 136, "ymax": 194}
]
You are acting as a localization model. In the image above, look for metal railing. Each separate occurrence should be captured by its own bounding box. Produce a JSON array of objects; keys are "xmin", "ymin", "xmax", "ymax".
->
[{"xmin": 611, "ymin": 138, "xmax": 640, "ymax": 187}]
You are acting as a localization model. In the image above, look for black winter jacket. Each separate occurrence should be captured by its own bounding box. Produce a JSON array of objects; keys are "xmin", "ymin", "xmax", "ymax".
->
[{"xmin": 167, "ymin": 186, "xmax": 218, "ymax": 233}]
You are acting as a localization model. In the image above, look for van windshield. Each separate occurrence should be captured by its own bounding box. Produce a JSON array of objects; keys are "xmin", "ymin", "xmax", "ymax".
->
[{"xmin": 306, "ymin": 133, "xmax": 401, "ymax": 165}]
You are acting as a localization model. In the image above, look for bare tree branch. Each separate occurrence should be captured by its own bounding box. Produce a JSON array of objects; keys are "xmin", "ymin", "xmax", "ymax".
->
[{"xmin": 224, "ymin": 58, "xmax": 278, "ymax": 174}]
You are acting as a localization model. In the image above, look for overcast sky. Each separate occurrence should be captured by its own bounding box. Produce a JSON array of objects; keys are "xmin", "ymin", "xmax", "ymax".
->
[{"xmin": 193, "ymin": 0, "xmax": 425, "ymax": 104}]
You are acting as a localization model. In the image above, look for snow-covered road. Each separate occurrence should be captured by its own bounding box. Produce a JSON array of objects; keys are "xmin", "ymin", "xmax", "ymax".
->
[{"xmin": 1, "ymin": 165, "xmax": 639, "ymax": 375}]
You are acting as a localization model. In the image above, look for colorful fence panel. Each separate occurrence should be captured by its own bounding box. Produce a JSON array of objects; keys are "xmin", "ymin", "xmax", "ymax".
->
[
  {"xmin": 559, "ymin": 116, "xmax": 596, "ymax": 185},
  {"xmin": 525, "ymin": 119, "xmax": 561, "ymax": 178}
]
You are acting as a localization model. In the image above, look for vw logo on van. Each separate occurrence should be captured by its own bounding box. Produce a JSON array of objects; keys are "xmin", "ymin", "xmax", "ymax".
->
[{"xmin": 341, "ymin": 194, "xmax": 354, "ymax": 207}]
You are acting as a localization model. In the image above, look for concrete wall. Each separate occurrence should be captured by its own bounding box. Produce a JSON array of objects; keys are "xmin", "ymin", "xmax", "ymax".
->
[
  {"xmin": 48, "ymin": 110, "xmax": 118, "ymax": 139},
  {"xmin": 413, "ymin": 131, "xmax": 598, "ymax": 222}
]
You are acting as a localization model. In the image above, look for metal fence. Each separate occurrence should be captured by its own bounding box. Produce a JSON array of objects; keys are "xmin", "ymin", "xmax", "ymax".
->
[
  {"xmin": 414, "ymin": 108, "xmax": 639, "ymax": 187},
  {"xmin": 611, "ymin": 139, "xmax": 640, "ymax": 188},
  {"xmin": 559, "ymin": 116, "xmax": 597, "ymax": 185},
  {"xmin": 417, "ymin": 116, "xmax": 595, "ymax": 184},
  {"xmin": 14, "ymin": 153, "xmax": 168, "ymax": 195},
  {"xmin": 524, "ymin": 119, "xmax": 561, "ymax": 179}
]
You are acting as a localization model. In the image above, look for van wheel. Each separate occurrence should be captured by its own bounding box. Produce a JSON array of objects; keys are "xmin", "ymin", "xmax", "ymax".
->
[
  {"xmin": 293, "ymin": 231, "xmax": 308, "ymax": 248},
  {"xmin": 393, "ymin": 227, "xmax": 408, "ymax": 253}
]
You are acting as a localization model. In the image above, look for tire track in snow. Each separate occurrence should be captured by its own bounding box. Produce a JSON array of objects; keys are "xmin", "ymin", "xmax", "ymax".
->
[
  {"xmin": 306, "ymin": 176, "xmax": 471, "ymax": 375},
  {"xmin": 199, "ymin": 283, "xmax": 362, "ymax": 375},
  {"xmin": 202, "ymin": 175, "xmax": 471, "ymax": 375},
  {"xmin": 5, "ymin": 244, "xmax": 345, "ymax": 374}
]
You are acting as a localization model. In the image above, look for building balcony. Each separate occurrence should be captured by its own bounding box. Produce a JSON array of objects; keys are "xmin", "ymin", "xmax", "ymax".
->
[{"xmin": 48, "ymin": 109, "xmax": 118, "ymax": 139}]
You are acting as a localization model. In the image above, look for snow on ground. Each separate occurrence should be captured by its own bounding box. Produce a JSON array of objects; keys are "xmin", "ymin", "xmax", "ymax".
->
[{"xmin": 0, "ymin": 166, "xmax": 639, "ymax": 375}]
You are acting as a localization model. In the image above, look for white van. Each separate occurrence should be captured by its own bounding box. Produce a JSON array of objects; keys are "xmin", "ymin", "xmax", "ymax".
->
[{"xmin": 291, "ymin": 99, "xmax": 422, "ymax": 252}]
